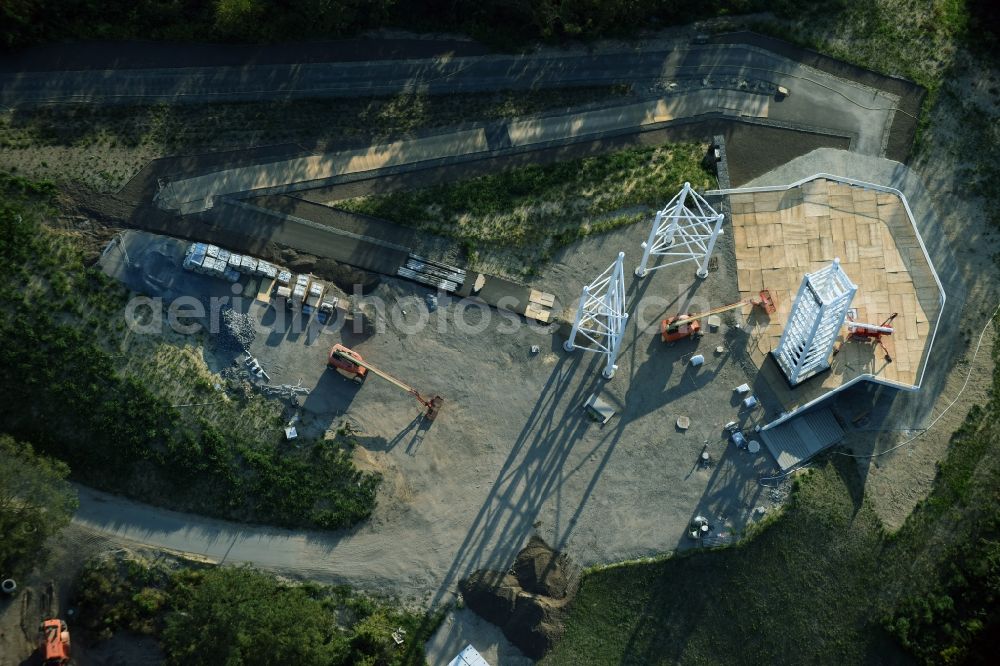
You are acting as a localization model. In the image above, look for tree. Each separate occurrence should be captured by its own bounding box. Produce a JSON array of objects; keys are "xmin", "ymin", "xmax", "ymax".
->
[
  {"xmin": 0, "ymin": 434, "xmax": 78, "ymax": 576},
  {"xmin": 163, "ymin": 566, "xmax": 346, "ymax": 666}
]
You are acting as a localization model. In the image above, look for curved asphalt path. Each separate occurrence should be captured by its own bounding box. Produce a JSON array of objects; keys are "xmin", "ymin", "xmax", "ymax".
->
[{"xmin": 1, "ymin": 44, "xmax": 898, "ymax": 156}]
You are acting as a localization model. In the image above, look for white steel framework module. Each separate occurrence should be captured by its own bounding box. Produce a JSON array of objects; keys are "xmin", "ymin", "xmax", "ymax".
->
[
  {"xmin": 774, "ymin": 258, "xmax": 857, "ymax": 386},
  {"xmin": 564, "ymin": 252, "xmax": 629, "ymax": 379},
  {"xmin": 635, "ymin": 182, "xmax": 725, "ymax": 279}
]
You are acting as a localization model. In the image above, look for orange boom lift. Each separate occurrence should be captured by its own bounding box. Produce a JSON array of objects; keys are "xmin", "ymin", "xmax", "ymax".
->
[
  {"xmin": 328, "ymin": 344, "xmax": 444, "ymax": 420},
  {"xmin": 843, "ymin": 312, "xmax": 898, "ymax": 361},
  {"xmin": 661, "ymin": 290, "xmax": 776, "ymax": 343},
  {"xmin": 39, "ymin": 619, "xmax": 70, "ymax": 666}
]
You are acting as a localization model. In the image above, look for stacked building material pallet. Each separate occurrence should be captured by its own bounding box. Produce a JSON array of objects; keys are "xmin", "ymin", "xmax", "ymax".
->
[
  {"xmin": 397, "ymin": 254, "xmax": 466, "ymax": 293},
  {"xmin": 525, "ymin": 289, "xmax": 555, "ymax": 323},
  {"xmin": 183, "ymin": 243, "xmax": 282, "ymax": 286}
]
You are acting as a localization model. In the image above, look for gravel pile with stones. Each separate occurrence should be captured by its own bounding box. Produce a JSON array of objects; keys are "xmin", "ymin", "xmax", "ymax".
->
[{"xmin": 216, "ymin": 307, "xmax": 256, "ymax": 354}]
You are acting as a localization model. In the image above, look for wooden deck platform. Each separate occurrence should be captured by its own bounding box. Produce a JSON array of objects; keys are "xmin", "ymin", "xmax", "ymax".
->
[{"xmin": 728, "ymin": 178, "xmax": 942, "ymax": 418}]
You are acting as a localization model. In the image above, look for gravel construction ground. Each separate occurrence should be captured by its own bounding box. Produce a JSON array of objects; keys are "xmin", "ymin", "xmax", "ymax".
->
[{"xmin": 95, "ymin": 208, "xmax": 778, "ymax": 612}]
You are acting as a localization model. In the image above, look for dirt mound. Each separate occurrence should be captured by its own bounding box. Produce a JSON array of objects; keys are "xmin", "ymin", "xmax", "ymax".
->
[
  {"xmin": 514, "ymin": 536, "xmax": 579, "ymax": 599},
  {"xmin": 274, "ymin": 248, "xmax": 380, "ymax": 295},
  {"xmin": 459, "ymin": 537, "xmax": 579, "ymax": 659},
  {"xmin": 314, "ymin": 256, "xmax": 381, "ymax": 295}
]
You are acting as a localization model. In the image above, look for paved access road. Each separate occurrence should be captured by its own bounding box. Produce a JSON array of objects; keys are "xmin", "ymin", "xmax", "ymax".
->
[{"xmin": 1, "ymin": 44, "xmax": 897, "ymax": 155}]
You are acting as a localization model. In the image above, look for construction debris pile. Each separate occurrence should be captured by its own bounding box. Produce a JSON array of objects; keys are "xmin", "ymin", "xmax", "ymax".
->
[
  {"xmin": 217, "ymin": 307, "xmax": 256, "ymax": 354},
  {"xmin": 260, "ymin": 382, "xmax": 310, "ymax": 399}
]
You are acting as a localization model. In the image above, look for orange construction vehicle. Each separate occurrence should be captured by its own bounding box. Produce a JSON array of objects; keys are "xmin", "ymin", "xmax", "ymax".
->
[
  {"xmin": 661, "ymin": 290, "xmax": 775, "ymax": 343},
  {"xmin": 39, "ymin": 619, "xmax": 70, "ymax": 666},
  {"xmin": 842, "ymin": 312, "xmax": 898, "ymax": 362},
  {"xmin": 328, "ymin": 344, "xmax": 444, "ymax": 420}
]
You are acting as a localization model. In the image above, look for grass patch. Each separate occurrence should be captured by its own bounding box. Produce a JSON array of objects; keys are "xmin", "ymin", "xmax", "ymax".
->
[
  {"xmin": 0, "ymin": 87, "xmax": 630, "ymax": 192},
  {"xmin": 0, "ymin": 172, "xmax": 377, "ymax": 529},
  {"xmin": 336, "ymin": 143, "xmax": 713, "ymax": 276},
  {"xmin": 544, "ymin": 457, "xmax": 895, "ymax": 665},
  {"xmin": 741, "ymin": 1, "xmax": 994, "ymax": 150},
  {"xmin": 73, "ymin": 554, "xmax": 442, "ymax": 666},
  {"xmin": 545, "ymin": 323, "xmax": 1000, "ymax": 665}
]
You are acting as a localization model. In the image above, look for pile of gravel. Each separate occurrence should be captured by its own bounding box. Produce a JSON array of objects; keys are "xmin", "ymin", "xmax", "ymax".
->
[{"xmin": 216, "ymin": 307, "xmax": 256, "ymax": 354}]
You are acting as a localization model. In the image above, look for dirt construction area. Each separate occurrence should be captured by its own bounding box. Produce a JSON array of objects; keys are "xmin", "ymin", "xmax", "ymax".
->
[
  {"xmin": 8, "ymin": 21, "xmax": 998, "ymax": 664},
  {"xmin": 97, "ymin": 204, "xmax": 778, "ymax": 602}
]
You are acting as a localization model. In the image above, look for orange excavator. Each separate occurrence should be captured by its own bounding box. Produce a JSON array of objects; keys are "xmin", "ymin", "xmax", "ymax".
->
[
  {"xmin": 661, "ymin": 290, "xmax": 776, "ymax": 343},
  {"xmin": 328, "ymin": 344, "xmax": 444, "ymax": 420},
  {"xmin": 39, "ymin": 619, "xmax": 70, "ymax": 666}
]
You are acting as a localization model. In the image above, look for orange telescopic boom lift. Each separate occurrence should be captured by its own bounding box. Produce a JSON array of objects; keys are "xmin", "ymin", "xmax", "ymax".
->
[
  {"xmin": 328, "ymin": 344, "xmax": 444, "ymax": 420},
  {"xmin": 843, "ymin": 312, "xmax": 898, "ymax": 362},
  {"xmin": 661, "ymin": 290, "xmax": 776, "ymax": 343}
]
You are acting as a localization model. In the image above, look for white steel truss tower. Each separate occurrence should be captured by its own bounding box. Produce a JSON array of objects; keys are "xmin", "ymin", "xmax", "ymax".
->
[
  {"xmin": 635, "ymin": 182, "xmax": 725, "ymax": 279},
  {"xmin": 564, "ymin": 252, "xmax": 629, "ymax": 379},
  {"xmin": 774, "ymin": 259, "xmax": 857, "ymax": 386}
]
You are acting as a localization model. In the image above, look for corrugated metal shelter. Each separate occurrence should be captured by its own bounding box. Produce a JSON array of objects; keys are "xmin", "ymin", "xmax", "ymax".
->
[{"xmin": 759, "ymin": 407, "xmax": 845, "ymax": 470}]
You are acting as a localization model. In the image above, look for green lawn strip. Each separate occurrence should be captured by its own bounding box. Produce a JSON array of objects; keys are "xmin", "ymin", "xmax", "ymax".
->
[
  {"xmin": 336, "ymin": 143, "xmax": 712, "ymax": 275},
  {"xmin": 0, "ymin": 172, "xmax": 377, "ymax": 529},
  {"xmin": 73, "ymin": 556, "xmax": 441, "ymax": 666}
]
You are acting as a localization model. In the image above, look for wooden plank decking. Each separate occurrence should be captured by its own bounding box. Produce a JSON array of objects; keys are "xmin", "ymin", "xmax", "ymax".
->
[{"xmin": 730, "ymin": 179, "xmax": 941, "ymax": 415}]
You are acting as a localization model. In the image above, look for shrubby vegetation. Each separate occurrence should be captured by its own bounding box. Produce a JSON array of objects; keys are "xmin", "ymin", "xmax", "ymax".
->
[
  {"xmin": 2, "ymin": 0, "xmax": 827, "ymax": 50},
  {"xmin": 0, "ymin": 173, "xmax": 378, "ymax": 529},
  {"xmin": 0, "ymin": 435, "xmax": 78, "ymax": 577},
  {"xmin": 338, "ymin": 143, "xmax": 712, "ymax": 275},
  {"xmin": 882, "ymin": 396, "xmax": 1000, "ymax": 663},
  {"xmin": 74, "ymin": 556, "xmax": 440, "ymax": 666}
]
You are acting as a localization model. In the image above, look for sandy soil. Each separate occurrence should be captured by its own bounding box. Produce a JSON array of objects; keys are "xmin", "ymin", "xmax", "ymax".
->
[
  {"xmin": 95, "ymin": 201, "xmax": 780, "ymax": 612},
  {"xmin": 426, "ymin": 608, "xmax": 533, "ymax": 666},
  {"xmin": 853, "ymin": 58, "xmax": 1000, "ymax": 529}
]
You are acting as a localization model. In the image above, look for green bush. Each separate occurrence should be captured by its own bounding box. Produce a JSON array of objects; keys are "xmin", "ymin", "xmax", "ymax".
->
[
  {"xmin": 0, "ymin": 435, "xmax": 78, "ymax": 576},
  {"xmin": 74, "ymin": 558, "xmax": 439, "ymax": 666}
]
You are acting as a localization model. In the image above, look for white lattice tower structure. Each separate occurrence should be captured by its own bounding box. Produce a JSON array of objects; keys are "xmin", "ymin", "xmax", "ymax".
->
[
  {"xmin": 564, "ymin": 252, "xmax": 629, "ymax": 379},
  {"xmin": 635, "ymin": 181, "xmax": 725, "ymax": 279},
  {"xmin": 774, "ymin": 259, "xmax": 857, "ymax": 386}
]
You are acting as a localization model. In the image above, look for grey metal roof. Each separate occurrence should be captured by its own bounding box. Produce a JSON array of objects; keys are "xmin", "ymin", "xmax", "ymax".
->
[{"xmin": 760, "ymin": 407, "xmax": 845, "ymax": 470}]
